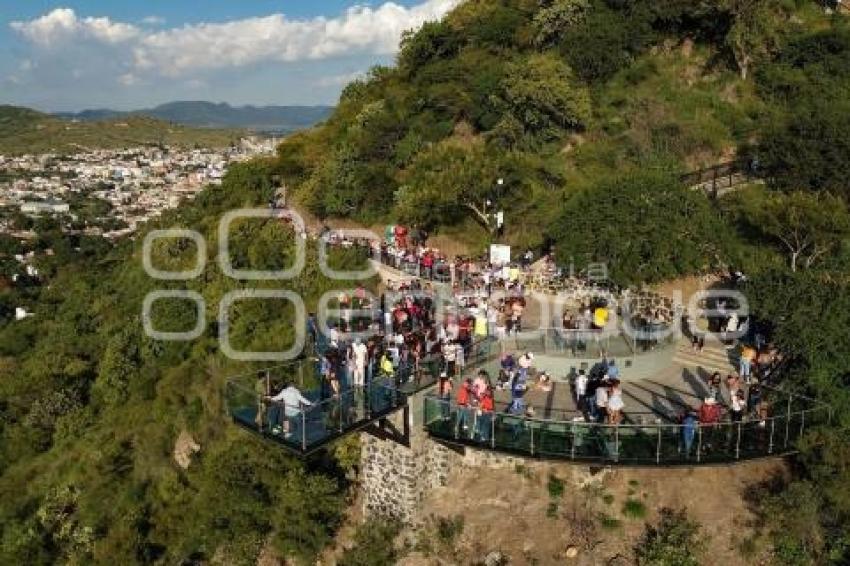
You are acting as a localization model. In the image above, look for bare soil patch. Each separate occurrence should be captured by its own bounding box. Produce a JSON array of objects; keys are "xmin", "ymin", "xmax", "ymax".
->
[{"xmin": 410, "ymin": 457, "xmax": 785, "ymax": 565}]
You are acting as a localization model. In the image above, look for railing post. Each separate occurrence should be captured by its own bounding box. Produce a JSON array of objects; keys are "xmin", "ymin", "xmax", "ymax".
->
[
  {"xmin": 656, "ymin": 425, "xmax": 662, "ymax": 465},
  {"xmin": 614, "ymin": 426, "xmax": 619, "ymax": 463},
  {"xmin": 571, "ymin": 424, "xmax": 576, "ymax": 460},
  {"xmin": 784, "ymin": 395, "xmax": 792, "ymax": 448},
  {"xmin": 768, "ymin": 418, "xmax": 775, "ymax": 454},
  {"xmin": 454, "ymin": 406, "xmax": 459, "ymax": 440},
  {"xmin": 696, "ymin": 426, "xmax": 702, "ymax": 463},
  {"xmin": 301, "ymin": 408, "xmax": 307, "ymax": 452},
  {"xmin": 735, "ymin": 422, "xmax": 741, "ymax": 460},
  {"xmin": 491, "ymin": 414, "xmax": 496, "ymax": 449},
  {"xmin": 530, "ymin": 422, "xmax": 535, "ymax": 456}
]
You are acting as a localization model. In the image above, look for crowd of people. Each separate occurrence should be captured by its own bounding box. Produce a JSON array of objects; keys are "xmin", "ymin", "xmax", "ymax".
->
[{"xmin": 253, "ymin": 227, "xmax": 783, "ymax": 455}]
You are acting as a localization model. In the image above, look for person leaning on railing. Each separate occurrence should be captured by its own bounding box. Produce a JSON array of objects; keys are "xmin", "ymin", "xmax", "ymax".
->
[
  {"xmin": 266, "ymin": 382, "xmax": 313, "ymax": 439},
  {"xmin": 475, "ymin": 386, "xmax": 495, "ymax": 443}
]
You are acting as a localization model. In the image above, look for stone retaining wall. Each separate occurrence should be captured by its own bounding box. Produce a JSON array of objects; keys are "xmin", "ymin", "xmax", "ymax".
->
[{"xmin": 360, "ymin": 430, "xmax": 459, "ymax": 526}]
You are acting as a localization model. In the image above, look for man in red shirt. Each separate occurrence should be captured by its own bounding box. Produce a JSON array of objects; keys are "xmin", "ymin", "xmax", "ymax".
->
[
  {"xmin": 456, "ymin": 378, "xmax": 474, "ymax": 437},
  {"xmin": 698, "ymin": 397, "xmax": 722, "ymax": 424},
  {"xmin": 476, "ymin": 386, "xmax": 495, "ymax": 443}
]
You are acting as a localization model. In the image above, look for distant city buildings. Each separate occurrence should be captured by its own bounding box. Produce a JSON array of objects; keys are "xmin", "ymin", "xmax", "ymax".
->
[
  {"xmin": 0, "ymin": 136, "xmax": 277, "ymax": 239},
  {"xmin": 20, "ymin": 200, "xmax": 70, "ymax": 215}
]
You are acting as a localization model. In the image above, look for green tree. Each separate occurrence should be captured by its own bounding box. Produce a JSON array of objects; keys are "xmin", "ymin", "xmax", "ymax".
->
[
  {"xmin": 634, "ymin": 507, "xmax": 705, "ymax": 566},
  {"xmin": 744, "ymin": 270, "xmax": 850, "ymax": 563},
  {"xmin": 755, "ymin": 27, "xmax": 850, "ymax": 199},
  {"xmin": 560, "ymin": 4, "xmax": 653, "ymax": 83},
  {"xmin": 748, "ymin": 191, "xmax": 850, "ymax": 272},
  {"xmin": 398, "ymin": 21, "xmax": 462, "ymax": 76},
  {"xmin": 723, "ymin": 0, "xmax": 787, "ymax": 79},
  {"xmin": 491, "ymin": 53, "xmax": 591, "ymax": 146},
  {"xmin": 757, "ymin": 102, "xmax": 850, "ymax": 201},
  {"xmin": 338, "ymin": 519, "xmax": 400, "ymax": 566},
  {"xmin": 92, "ymin": 326, "xmax": 140, "ymax": 406},
  {"xmin": 395, "ymin": 142, "xmax": 502, "ymax": 230},
  {"xmin": 533, "ymin": 0, "xmax": 590, "ymax": 48},
  {"xmin": 549, "ymin": 168, "xmax": 727, "ymax": 284}
]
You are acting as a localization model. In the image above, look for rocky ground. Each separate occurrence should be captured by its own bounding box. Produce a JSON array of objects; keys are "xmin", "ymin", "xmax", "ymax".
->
[{"xmin": 400, "ymin": 457, "xmax": 785, "ymax": 565}]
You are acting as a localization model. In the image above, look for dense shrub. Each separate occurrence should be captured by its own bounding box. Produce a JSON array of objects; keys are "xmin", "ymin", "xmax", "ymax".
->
[
  {"xmin": 634, "ymin": 507, "xmax": 705, "ymax": 566},
  {"xmin": 548, "ymin": 168, "xmax": 727, "ymax": 284}
]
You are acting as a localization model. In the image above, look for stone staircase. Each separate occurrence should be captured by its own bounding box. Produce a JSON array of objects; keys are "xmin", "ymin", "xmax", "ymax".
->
[{"xmin": 671, "ymin": 339, "xmax": 739, "ymax": 376}]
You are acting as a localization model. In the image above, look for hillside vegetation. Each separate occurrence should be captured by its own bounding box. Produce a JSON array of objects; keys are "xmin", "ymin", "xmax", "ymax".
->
[
  {"xmin": 1, "ymin": 1, "xmax": 850, "ymax": 565},
  {"xmin": 277, "ymin": 0, "xmax": 846, "ymax": 252},
  {"xmin": 0, "ymin": 106, "xmax": 243, "ymax": 155}
]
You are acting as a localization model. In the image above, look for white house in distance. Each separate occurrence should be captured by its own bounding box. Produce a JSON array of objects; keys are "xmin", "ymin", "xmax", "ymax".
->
[
  {"xmin": 20, "ymin": 200, "xmax": 70, "ymax": 216},
  {"xmin": 15, "ymin": 307, "xmax": 33, "ymax": 321}
]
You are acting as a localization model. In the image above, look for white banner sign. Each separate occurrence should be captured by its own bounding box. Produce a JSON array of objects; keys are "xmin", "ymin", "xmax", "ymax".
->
[{"xmin": 489, "ymin": 244, "xmax": 511, "ymax": 266}]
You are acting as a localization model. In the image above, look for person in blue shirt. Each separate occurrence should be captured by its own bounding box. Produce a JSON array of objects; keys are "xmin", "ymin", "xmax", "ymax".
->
[
  {"xmin": 606, "ymin": 359, "xmax": 619, "ymax": 380},
  {"xmin": 682, "ymin": 412, "xmax": 697, "ymax": 458}
]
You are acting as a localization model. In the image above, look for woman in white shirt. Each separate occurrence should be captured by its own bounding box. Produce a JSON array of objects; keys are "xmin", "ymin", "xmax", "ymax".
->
[{"xmin": 607, "ymin": 382, "xmax": 624, "ymax": 425}]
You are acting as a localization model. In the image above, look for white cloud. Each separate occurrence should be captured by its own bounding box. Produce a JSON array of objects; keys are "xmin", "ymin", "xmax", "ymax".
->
[
  {"xmin": 10, "ymin": 1, "xmax": 460, "ymax": 76},
  {"xmin": 141, "ymin": 16, "xmax": 166, "ymax": 26},
  {"xmin": 118, "ymin": 73, "xmax": 139, "ymax": 86},
  {"xmin": 10, "ymin": 8, "xmax": 139, "ymax": 47},
  {"xmin": 314, "ymin": 70, "xmax": 368, "ymax": 87}
]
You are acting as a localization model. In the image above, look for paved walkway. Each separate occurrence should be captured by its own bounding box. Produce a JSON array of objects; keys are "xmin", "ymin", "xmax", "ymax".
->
[
  {"xmin": 479, "ymin": 337, "xmax": 740, "ymax": 423},
  {"xmin": 374, "ymin": 251, "xmax": 744, "ymax": 423}
]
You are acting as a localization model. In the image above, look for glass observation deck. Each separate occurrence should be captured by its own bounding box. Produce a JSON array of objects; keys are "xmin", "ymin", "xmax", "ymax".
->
[
  {"xmin": 226, "ymin": 378, "xmax": 406, "ymax": 453},
  {"xmin": 226, "ymin": 335, "xmax": 833, "ymax": 464},
  {"xmin": 224, "ymin": 338, "xmax": 499, "ymax": 455},
  {"xmin": 422, "ymin": 391, "xmax": 832, "ymax": 465}
]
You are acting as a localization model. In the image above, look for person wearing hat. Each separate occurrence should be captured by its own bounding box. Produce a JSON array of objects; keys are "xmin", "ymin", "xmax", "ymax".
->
[{"xmin": 518, "ymin": 351, "xmax": 534, "ymax": 382}]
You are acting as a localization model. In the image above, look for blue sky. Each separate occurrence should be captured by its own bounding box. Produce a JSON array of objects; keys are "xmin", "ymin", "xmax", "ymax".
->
[{"xmin": 0, "ymin": 1, "xmax": 459, "ymax": 111}]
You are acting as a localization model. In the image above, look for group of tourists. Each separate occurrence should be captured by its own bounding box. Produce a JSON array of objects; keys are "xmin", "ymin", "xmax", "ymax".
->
[
  {"xmin": 677, "ymin": 340, "xmax": 779, "ymax": 458},
  {"xmin": 572, "ymin": 359, "xmax": 625, "ymax": 425},
  {"xmin": 256, "ymin": 227, "xmax": 785, "ymax": 457}
]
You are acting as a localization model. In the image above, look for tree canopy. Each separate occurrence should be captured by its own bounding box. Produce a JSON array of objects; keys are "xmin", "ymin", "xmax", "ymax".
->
[{"xmin": 548, "ymin": 168, "xmax": 727, "ymax": 284}]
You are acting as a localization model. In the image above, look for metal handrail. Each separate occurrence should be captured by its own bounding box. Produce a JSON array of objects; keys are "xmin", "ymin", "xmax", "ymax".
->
[
  {"xmin": 423, "ymin": 393, "xmax": 824, "ymax": 431},
  {"xmin": 422, "ymin": 394, "xmax": 829, "ymax": 464}
]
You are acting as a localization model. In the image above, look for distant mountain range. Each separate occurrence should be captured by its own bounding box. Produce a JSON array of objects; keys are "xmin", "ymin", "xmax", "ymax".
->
[
  {"xmin": 0, "ymin": 105, "xmax": 242, "ymax": 155},
  {"xmin": 55, "ymin": 101, "xmax": 334, "ymax": 133}
]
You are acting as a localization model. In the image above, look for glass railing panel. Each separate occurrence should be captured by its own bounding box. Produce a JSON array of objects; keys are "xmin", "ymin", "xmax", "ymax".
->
[
  {"xmin": 617, "ymin": 425, "xmax": 658, "ymax": 464},
  {"xmin": 695, "ymin": 422, "xmax": 737, "ymax": 463},
  {"xmin": 422, "ymin": 396, "xmax": 442, "ymax": 428},
  {"xmin": 424, "ymin": 396, "xmax": 457, "ymax": 439},
  {"xmin": 514, "ymin": 333, "xmax": 544, "ymax": 354},
  {"xmin": 471, "ymin": 410, "xmax": 495, "ymax": 446},
  {"xmin": 368, "ymin": 380, "xmax": 399, "ymax": 415},
  {"xmin": 453, "ymin": 405, "xmax": 478, "ymax": 442},
  {"xmin": 606, "ymin": 333, "xmax": 636, "ymax": 359},
  {"xmin": 785, "ymin": 409, "xmax": 806, "ymax": 449},
  {"xmin": 658, "ymin": 424, "xmax": 693, "ymax": 464},
  {"xmin": 569, "ymin": 420, "xmax": 606, "ymax": 461},
  {"xmin": 535, "ymin": 419, "xmax": 571, "ymax": 458},
  {"xmin": 225, "ymin": 381, "xmax": 262, "ymax": 432},
  {"xmin": 493, "ymin": 412, "xmax": 532, "ymax": 454},
  {"xmin": 262, "ymin": 400, "xmax": 311, "ymax": 449},
  {"xmin": 738, "ymin": 418, "xmax": 773, "ymax": 459},
  {"xmin": 301, "ymin": 393, "xmax": 347, "ymax": 449}
]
